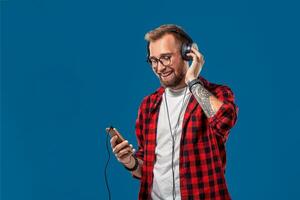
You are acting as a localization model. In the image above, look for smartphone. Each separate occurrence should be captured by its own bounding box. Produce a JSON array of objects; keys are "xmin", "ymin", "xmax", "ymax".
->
[{"xmin": 106, "ymin": 126, "xmax": 125, "ymax": 144}]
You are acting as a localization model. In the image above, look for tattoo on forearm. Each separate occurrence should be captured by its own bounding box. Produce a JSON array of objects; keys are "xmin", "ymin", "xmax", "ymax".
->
[{"xmin": 191, "ymin": 84, "xmax": 216, "ymax": 117}]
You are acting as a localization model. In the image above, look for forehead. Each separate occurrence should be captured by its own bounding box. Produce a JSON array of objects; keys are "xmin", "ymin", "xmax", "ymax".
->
[{"xmin": 149, "ymin": 34, "xmax": 179, "ymax": 57}]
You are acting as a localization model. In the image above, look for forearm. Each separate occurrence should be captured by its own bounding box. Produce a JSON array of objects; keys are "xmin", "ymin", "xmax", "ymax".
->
[
  {"xmin": 123, "ymin": 155, "xmax": 142, "ymax": 178},
  {"xmin": 132, "ymin": 158, "xmax": 142, "ymax": 178},
  {"xmin": 190, "ymin": 83, "xmax": 223, "ymax": 118}
]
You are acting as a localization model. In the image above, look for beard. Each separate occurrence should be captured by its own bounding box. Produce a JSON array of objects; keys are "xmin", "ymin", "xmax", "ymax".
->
[{"xmin": 158, "ymin": 67, "xmax": 186, "ymax": 88}]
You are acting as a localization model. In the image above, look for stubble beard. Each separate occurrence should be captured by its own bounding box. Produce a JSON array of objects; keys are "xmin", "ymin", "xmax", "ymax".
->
[{"xmin": 159, "ymin": 67, "xmax": 186, "ymax": 89}]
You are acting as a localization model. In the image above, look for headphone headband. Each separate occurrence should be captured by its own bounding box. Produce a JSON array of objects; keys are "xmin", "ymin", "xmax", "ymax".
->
[{"xmin": 167, "ymin": 28, "xmax": 193, "ymax": 44}]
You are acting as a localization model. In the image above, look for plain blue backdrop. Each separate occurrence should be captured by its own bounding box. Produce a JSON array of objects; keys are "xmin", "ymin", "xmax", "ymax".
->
[{"xmin": 1, "ymin": 0, "xmax": 300, "ymax": 199}]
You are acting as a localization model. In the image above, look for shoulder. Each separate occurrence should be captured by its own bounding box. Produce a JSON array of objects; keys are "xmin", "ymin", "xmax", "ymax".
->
[{"xmin": 138, "ymin": 86, "xmax": 165, "ymax": 110}]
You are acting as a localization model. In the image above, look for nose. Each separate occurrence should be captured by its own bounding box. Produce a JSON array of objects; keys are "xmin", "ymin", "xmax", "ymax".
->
[{"xmin": 156, "ymin": 62, "xmax": 166, "ymax": 73}]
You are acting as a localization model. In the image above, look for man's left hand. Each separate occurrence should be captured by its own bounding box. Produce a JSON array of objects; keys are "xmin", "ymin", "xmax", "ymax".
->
[{"xmin": 185, "ymin": 44, "xmax": 205, "ymax": 84}]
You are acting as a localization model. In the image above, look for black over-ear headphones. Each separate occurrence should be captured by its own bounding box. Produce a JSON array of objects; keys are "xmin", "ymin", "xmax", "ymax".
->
[{"xmin": 146, "ymin": 28, "xmax": 194, "ymax": 62}]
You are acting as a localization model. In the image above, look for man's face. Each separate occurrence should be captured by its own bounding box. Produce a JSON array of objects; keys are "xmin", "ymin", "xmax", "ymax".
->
[{"xmin": 148, "ymin": 34, "xmax": 187, "ymax": 89}]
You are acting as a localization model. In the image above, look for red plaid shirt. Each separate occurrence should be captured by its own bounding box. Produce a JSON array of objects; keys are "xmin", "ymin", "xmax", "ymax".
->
[{"xmin": 133, "ymin": 76, "xmax": 238, "ymax": 200}]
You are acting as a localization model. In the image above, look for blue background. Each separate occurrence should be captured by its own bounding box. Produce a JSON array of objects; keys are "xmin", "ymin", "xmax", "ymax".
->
[{"xmin": 1, "ymin": 0, "xmax": 300, "ymax": 199}]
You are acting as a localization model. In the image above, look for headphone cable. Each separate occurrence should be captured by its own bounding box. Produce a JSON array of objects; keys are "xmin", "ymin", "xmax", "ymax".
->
[
  {"xmin": 164, "ymin": 87, "xmax": 188, "ymax": 200},
  {"xmin": 104, "ymin": 132, "xmax": 112, "ymax": 200}
]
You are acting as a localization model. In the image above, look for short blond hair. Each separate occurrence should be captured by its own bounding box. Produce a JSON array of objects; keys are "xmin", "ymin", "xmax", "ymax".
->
[{"xmin": 144, "ymin": 24, "xmax": 191, "ymax": 45}]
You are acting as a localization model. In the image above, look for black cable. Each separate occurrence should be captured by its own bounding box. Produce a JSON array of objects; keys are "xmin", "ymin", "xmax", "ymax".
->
[{"xmin": 104, "ymin": 132, "xmax": 112, "ymax": 200}]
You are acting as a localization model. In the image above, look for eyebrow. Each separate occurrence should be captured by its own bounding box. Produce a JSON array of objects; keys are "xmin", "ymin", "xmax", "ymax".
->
[{"xmin": 149, "ymin": 52, "xmax": 173, "ymax": 59}]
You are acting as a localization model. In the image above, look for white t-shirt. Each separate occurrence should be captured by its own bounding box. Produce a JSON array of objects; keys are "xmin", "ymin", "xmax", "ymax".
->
[{"xmin": 151, "ymin": 86, "xmax": 192, "ymax": 200}]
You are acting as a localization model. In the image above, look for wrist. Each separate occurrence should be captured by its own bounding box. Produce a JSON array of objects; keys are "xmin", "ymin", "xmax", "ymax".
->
[
  {"xmin": 187, "ymin": 77, "xmax": 197, "ymax": 83},
  {"xmin": 187, "ymin": 78, "xmax": 202, "ymax": 92},
  {"xmin": 122, "ymin": 155, "xmax": 132, "ymax": 166},
  {"xmin": 185, "ymin": 76, "xmax": 197, "ymax": 85},
  {"xmin": 124, "ymin": 156, "xmax": 139, "ymax": 171}
]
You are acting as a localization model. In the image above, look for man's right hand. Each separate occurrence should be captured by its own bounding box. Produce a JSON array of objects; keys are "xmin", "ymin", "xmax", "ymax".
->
[{"xmin": 110, "ymin": 135, "xmax": 135, "ymax": 165}]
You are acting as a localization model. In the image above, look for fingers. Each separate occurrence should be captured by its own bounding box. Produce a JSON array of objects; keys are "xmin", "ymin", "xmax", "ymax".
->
[
  {"xmin": 113, "ymin": 140, "xmax": 132, "ymax": 154},
  {"xmin": 110, "ymin": 135, "xmax": 118, "ymax": 149},
  {"xmin": 192, "ymin": 43, "xmax": 199, "ymax": 50},
  {"xmin": 186, "ymin": 52, "xmax": 198, "ymax": 62},
  {"xmin": 185, "ymin": 45, "xmax": 204, "ymax": 81},
  {"xmin": 187, "ymin": 53, "xmax": 203, "ymax": 66},
  {"xmin": 114, "ymin": 142, "xmax": 135, "ymax": 161},
  {"xmin": 106, "ymin": 128, "xmax": 135, "ymax": 161},
  {"xmin": 192, "ymin": 46, "xmax": 204, "ymax": 62},
  {"xmin": 187, "ymin": 48, "xmax": 205, "ymax": 65},
  {"xmin": 116, "ymin": 147, "xmax": 136, "ymax": 163},
  {"xmin": 117, "ymin": 146, "xmax": 133, "ymax": 159}
]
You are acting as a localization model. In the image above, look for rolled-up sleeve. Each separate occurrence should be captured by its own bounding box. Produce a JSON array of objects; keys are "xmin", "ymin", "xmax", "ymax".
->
[{"xmin": 208, "ymin": 86, "xmax": 238, "ymax": 142}]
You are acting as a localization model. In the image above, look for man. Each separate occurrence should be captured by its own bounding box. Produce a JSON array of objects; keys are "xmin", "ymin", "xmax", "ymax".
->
[{"xmin": 110, "ymin": 24, "xmax": 238, "ymax": 200}]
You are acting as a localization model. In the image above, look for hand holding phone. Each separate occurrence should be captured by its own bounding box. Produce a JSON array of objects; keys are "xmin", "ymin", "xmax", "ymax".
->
[
  {"xmin": 106, "ymin": 126, "xmax": 135, "ymax": 164},
  {"xmin": 106, "ymin": 126, "xmax": 125, "ymax": 144}
]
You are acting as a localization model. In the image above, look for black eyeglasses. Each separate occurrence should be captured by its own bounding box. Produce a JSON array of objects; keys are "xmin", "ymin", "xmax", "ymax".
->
[{"xmin": 147, "ymin": 53, "xmax": 173, "ymax": 68}]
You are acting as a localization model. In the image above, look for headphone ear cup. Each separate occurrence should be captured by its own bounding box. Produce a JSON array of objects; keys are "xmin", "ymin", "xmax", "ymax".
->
[{"xmin": 181, "ymin": 43, "xmax": 193, "ymax": 61}]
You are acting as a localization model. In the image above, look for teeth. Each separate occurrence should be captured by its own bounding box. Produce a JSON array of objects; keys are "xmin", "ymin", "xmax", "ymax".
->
[{"xmin": 162, "ymin": 72, "xmax": 172, "ymax": 77}]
